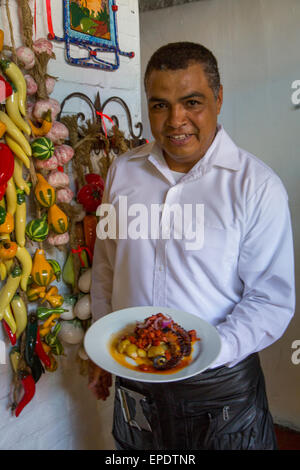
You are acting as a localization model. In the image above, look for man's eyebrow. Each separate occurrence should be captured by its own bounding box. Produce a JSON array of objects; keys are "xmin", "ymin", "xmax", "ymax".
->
[
  {"xmin": 148, "ymin": 92, "xmax": 206, "ymax": 103},
  {"xmin": 180, "ymin": 92, "xmax": 206, "ymax": 100},
  {"xmin": 148, "ymin": 96, "xmax": 169, "ymax": 103}
]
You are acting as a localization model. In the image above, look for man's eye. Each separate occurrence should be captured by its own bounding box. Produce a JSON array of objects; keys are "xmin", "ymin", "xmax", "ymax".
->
[
  {"xmin": 152, "ymin": 103, "xmax": 167, "ymax": 110},
  {"xmin": 186, "ymin": 100, "xmax": 201, "ymax": 107}
]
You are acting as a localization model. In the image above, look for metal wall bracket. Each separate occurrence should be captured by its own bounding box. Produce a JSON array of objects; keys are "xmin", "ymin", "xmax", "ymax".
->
[{"xmin": 57, "ymin": 91, "xmax": 145, "ymax": 150}]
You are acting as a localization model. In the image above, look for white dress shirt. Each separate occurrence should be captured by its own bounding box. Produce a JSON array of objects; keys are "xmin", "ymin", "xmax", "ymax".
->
[{"xmin": 91, "ymin": 125, "xmax": 295, "ymax": 368}]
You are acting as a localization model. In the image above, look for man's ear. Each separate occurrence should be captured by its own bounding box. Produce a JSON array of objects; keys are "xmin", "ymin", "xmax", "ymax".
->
[{"xmin": 216, "ymin": 84, "xmax": 223, "ymax": 115}]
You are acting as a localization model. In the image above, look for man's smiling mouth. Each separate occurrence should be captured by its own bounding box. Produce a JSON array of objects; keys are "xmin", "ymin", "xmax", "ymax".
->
[{"xmin": 167, "ymin": 134, "xmax": 194, "ymax": 145}]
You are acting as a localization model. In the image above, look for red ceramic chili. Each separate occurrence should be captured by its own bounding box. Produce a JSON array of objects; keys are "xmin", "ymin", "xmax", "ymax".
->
[
  {"xmin": 2, "ymin": 319, "xmax": 16, "ymax": 345},
  {"xmin": 34, "ymin": 326, "xmax": 51, "ymax": 368},
  {"xmin": 15, "ymin": 372, "xmax": 36, "ymax": 417}
]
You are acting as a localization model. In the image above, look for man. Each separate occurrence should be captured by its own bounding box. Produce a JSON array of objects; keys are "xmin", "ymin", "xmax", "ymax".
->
[{"xmin": 89, "ymin": 42, "xmax": 295, "ymax": 450}]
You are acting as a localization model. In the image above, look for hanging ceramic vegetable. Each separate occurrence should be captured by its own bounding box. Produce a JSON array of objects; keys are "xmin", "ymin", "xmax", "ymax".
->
[
  {"xmin": 13, "ymin": 159, "xmax": 30, "ymax": 195},
  {"xmin": 47, "ymin": 204, "xmax": 68, "ymax": 234},
  {"xmin": 16, "ymin": 46, "xmax": 35, "ymax": 70},
  {"xmin": 0, "ymin": 143, "xmax": 15, "ymax": 199},
  {"xmin": 27, "ymin": 284, "xmax": 46, "ymax": 302},
  {"xmin": 34, "ymin": 173, "xmax": 56, "ymax": 208},
  {"xmin": 5, "ymin": 135, "xmax": 30, "ymax": 169},
  {"xmin": 83, "ymin": 215, "xmax": 97, "ymax": 254},
  {"xmin": 62, "ymin": 251, "xmax": 75, "ymax": 288},
  {"xmin": 5, "ymin": 88, "xmax": 31, "ymax": 136},
  {"xmin": 11, "ymin": 294, "xmax": 27, "ymax": 339},
  {"xmin": 47, "ymin": 259, "xmax": 61, "ymax": 281},
  {"xmin": 47, "ymin": 232, "xmax": 69, "ymax": 246},
  {"xmin": 47, "ymin": 168, "xmax": 69, "ymax": 188},
  {"xmin": 6, "ymin": 178, "xmax": 17, "ymax": 216},
  {"xmin": 0, "ymin": 265, "xmax": 22, "ymax": 312},
  {"xmin": 29, "ymin": 110, "xmax": 53, "ymax": 137},
  {"xmin": 0, "ymin": 59, "xmax": 27, "ymax": 116},
  {"xmin": 0, "ymin": 240, "xmax": 18, "ymax": 260},
  {"xmin": 25, "ymin": 213, "xmax": 49, "ymax": 242},
  {"xmin": 0, "ymin": 112, "xmax": 31, "ymax": 156},
  {"xmin": 58, "ymin": 319, "xmax": 85, "ymax": 345},
  {"xmin": 31, "ymin": 135, "xmax": 54, "ymax": 160},
  {"xmin": 44, "ymin": 322, "xmax": 64, "ymax": 356},
  {"xmin": 31, "ymin": 248, "xmax": 55, "ymax": 287},
  {"xmin": 0, "ymin": 75, "xmax": 13, "ymax": 102},
  {"xmin": 60, "ymin": 295, "xmax": 77, "ymax": 320},
  {"xmin": 15, "ymin": 246, "xmax": 33, "ymax": 291},
  {"xmin": 0, "ymin": 121, "xmax": 6, "ymax": 138},
  {"xmin": 78, "ymin": 268, "xmax": 91, "ymax": 293},
  {"xmin": 0, "ymin": 212, "xmax": 14, "ymax": 234},
  {"xmin": 40, "ymin": 286, "xmax": 64, "ymax": 308},
  {"xmin": 74, "ymin": 294, "xmax": 91, "ymax": 320},
  {"xmin": 0, "ymin": 206, "xmax": 6, "ymax": 225},
  {"xmin": 77, "ymin": 173, "xmax": 104, "ymax": 213},
  {"xmin": 15, "ymin": 189, "xmax": 27, "ymax": 247}
]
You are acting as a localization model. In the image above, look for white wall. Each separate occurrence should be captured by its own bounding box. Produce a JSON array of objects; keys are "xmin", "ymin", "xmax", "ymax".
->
[
  {"xmin": 0, "ymin": 0, "xmax": 141, "ymax": 450},
  {"xmin": 140, "ymin": 0, "xmax": 300, "ymax": 430}
]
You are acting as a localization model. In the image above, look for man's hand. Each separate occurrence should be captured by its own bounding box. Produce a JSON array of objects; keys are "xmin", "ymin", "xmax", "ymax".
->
[{"xmin": 88, "ymin": 360, "xmax": 112, "ymax": 400}]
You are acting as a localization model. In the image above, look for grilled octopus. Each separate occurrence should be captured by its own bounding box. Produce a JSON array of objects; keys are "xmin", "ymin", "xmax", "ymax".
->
[
  {"xmin": 134, "ymin": 313, "xmax": 194, "ymax": 371},
  {"xmin": 153, "ymin": 323, "xmax": 192, "ymax": 370}
]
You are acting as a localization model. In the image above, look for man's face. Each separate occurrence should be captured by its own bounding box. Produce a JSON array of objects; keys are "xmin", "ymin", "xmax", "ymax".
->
[{"xmin": 146, "ymin": 62, "xmax": 223, "ymax": 172}]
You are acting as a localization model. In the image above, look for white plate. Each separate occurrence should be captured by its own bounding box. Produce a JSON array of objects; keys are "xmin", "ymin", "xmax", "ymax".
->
[{"xmin": 84, "ymin": 306, "xmax": 221, "ymax": 383}]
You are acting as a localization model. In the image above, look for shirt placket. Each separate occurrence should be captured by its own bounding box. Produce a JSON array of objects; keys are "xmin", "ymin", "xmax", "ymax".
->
[{"xmin": 153, "ymin": 184, "xmax": 183, "ymax": 306}]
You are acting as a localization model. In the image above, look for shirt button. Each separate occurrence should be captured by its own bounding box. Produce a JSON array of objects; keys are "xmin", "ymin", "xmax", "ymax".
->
[{"xmin": 159, "ymin": 266, "xmax": 163, "ymax": 272}]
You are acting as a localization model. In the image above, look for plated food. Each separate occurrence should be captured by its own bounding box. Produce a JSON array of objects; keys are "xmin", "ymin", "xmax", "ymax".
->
[{"xmin": 110, "ymin": 312, "xmax": 200, "ymax": 374}]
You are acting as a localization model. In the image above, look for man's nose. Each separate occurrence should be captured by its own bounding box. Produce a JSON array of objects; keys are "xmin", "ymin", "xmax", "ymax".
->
[{"xmin": 166, "ymin": 104, "xmax": 187, "ymax": 128}]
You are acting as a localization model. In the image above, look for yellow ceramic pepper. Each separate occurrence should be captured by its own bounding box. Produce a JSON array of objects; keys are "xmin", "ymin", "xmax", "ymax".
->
[
  {"xmin": 15, "ymin": 245, "xmax": 32, "ymax": 291},
  {"xmin": 40, "ymin": 286, "xmax": 64, "ymax": 308}
]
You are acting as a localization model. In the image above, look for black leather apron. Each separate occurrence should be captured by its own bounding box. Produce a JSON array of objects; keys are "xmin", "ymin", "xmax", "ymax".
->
[{"xmin": 112, "ymin": 353, "xmax": 277, "ymax": 450}]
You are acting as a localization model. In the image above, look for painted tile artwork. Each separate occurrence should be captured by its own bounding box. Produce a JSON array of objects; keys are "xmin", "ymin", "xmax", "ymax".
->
[
  {"xmin": 69, "ymin": 0, "xmax": 111, "ymax": 41},
  {"xmin": 49, "ymin": 0, "xmax": 134, "ymax": 70}
]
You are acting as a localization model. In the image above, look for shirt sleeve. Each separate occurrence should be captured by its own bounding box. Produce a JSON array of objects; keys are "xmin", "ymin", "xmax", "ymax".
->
[
  {"xmin": 90, "ymin": 166, "xmax": 116, "ymax": 322},
  {"xmin": 211, "ymin": 176, "xmax": 295, "ymax": 368}
]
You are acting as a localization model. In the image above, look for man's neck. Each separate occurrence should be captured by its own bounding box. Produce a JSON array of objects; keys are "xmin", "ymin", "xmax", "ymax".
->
[{"xmin": 163, "ymin": 153, "xmax": 195, "ymax": 173}]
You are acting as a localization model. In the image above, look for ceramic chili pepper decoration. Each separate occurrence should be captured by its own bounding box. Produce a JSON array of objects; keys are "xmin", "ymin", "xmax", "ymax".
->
[
  {"xmin": 30, "ymin": 354, "xmax": 45, "ymax": 384},
  {"xmin": 15, "ymin": 372, "xmax": 36, "ymax": 417},
  {"xmin": 2, "ymin": 319, "xmax": 16, "ymax": 345},
  {"xmin": 25, "ymin": 313, "xmax": 38, "ymax": 368},
  {"xmin": 35, "ymin": 326, "xmax": 51, "ymax": 368}
]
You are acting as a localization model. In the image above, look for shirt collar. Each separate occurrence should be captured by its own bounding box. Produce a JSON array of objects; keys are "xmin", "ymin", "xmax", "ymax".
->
[{"xmin": 127, "ymin": 124, "xmax": 242, "ymax": 172}]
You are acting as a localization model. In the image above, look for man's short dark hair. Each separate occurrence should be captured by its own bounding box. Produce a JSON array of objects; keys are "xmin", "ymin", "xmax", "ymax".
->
[{"xmin": 144, "ymin": 42, "xmax": 221, "ymax": 99}]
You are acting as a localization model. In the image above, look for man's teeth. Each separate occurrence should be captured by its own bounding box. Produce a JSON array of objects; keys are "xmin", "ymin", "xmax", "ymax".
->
[{"xmin": 170, "ymin": 134, "xmax": 190, "ymax": 139}]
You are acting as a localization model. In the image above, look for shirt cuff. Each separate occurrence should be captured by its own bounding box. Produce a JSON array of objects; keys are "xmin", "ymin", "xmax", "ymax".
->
[{"xmin": 208, "ymin": 330, "xmax": 233, "ymax": 369}]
